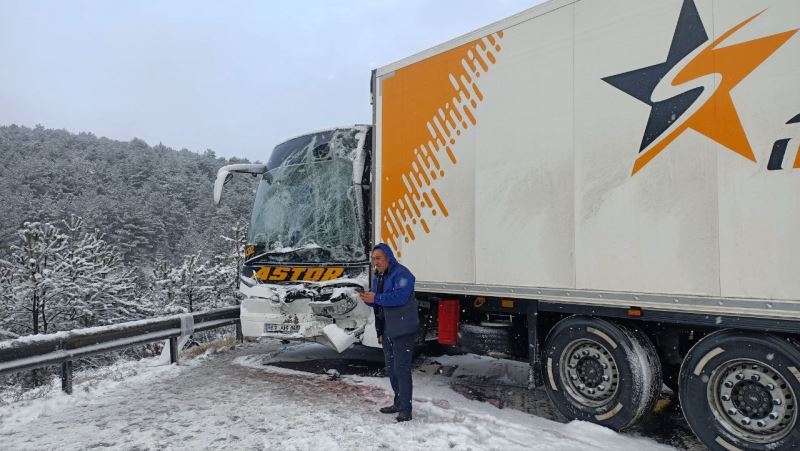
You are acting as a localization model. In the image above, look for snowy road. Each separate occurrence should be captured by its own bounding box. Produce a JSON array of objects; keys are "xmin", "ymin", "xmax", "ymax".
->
[{"xmin": 0, "ymin": 340, "xmax": 678, "ymax": 450}]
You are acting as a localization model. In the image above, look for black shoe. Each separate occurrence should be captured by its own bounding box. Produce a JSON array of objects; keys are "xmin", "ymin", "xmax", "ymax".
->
[
  {"xmin": 396, "ymin": 412, "xmax": 412, "ymax": 422},
  {"xmin": 379, "ymin": 405, "xmax": 398, "ymax": 414}
]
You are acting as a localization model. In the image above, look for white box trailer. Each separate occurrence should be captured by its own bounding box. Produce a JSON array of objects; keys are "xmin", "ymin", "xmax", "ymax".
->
[{"xmin": 371, "ymin": 0, "xmax": 800, "ymax": 449}]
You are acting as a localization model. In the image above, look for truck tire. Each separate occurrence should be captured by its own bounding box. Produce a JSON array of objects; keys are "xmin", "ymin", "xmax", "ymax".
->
[
  {"xmin": 459, "ymin": 323, "xmax": 512, "ymax": 357},
  {"xmin": 543, "ymin": 316, "xmax": 662, "ymax": 431},
  {"xmin": 678, "ymin": 330, "xmax": 800, "ymax": 451},
  {"xmin": 413, "ymin": 311, "xmax": 432, "ymax": 358}
]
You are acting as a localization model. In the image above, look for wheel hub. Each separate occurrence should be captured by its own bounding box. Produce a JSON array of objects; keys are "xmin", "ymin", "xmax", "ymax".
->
[
  {"xmin": 731, "ymin": 381, "xmax": 772, "ymax": 419},
  {"xmin": 710, "ymin": 359, "xmax": 797, "ymax": 444},
  {"xmin": 559, "ymin": 339, "xmax": 619, "ymax": 408},
  {"xmin": 577, "ymin": 357, "xmax": 604, "ymax": 387}
]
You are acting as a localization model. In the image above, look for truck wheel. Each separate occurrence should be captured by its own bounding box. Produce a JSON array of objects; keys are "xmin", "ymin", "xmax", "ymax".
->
[
  {"xmin": 459, "ymin": 323, "xmax": 512, "ymax": 357},
  {"xmin": 413, "ymin": 311, "xmax": 432, "ymax": 358},
  {"xmin": 415, "ymin": 309, "xmax": 432, "ymax": 346},
  {"xmin": 678, "ymin": 330, "xmax": 800, "ymax": 451},
  {"xmin": 543, "ymin": 316, "xmax": 662, "ymax": 431}
]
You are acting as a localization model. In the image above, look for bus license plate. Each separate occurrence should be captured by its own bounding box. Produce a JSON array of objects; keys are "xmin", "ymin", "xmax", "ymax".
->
[{"xmin": 264, "ymin": 323, "xmax": 300, "ymax": 334}]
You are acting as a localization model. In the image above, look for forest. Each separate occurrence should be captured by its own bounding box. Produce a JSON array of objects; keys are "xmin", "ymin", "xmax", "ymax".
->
[{"xmin": 0, "ymin": 124, "xmax": 260, "ymax": 340}]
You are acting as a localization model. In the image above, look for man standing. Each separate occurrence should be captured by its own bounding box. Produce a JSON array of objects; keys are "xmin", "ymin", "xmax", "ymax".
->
[{"xmin": 359, "ymin": 243, "xmax": 419, "ymax": 422}]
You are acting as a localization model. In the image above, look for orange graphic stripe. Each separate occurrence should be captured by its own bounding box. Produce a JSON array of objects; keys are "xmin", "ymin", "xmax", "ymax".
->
[
  {"xmin": 794, "ymin": 142, "xmax": 800, "ymax": 169},
  {"xmin": 632, "ymin": 121, "xmax": 693, "ymax": 175},
  {"xmin": 380, "ymin": 32, "xmax": 503, "ymax": 255},
  {"xmin": 431, "ymin": 189, "xmax": 449, "ymax": 217}
]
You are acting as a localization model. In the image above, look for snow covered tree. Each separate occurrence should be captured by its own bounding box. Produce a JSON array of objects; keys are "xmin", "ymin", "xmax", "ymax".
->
[
  {"xmin": 147, "ymin": 241, "xmax": 243, "ymax": 315},
  {"xmin": 0, "ymin": 222, "xmax": 68, "ymax": 335},
  {"xmin": 204, "ymin": 256, "xmax": 239, "ymax": 309},
  {"xmin": 217, "ymin": 221, "xmax": 247, "ymax": 292},
  {"xmin": 0, "ymin": 265, "xmax": 18, "ymax": 340},
  {"xmin": 0, "ymin": 124, "xmax": 255, "ymax": 266},
  {"xmin": 0, "ymin": 218, "xmax": 142, "ymax": 337},
  {"xmin": 163, "ymin": 254, "xmax": 215, "ymax": 313},
  {"xmin": 148, "ymin": 259, "xmax": 176, "ymax": 313},
  {"xmin": 56, "ymin": 216, "xmax": 141, "ymax": 328}
]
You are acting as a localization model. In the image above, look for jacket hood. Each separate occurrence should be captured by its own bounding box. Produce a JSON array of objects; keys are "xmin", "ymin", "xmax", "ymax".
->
[{"xmin": 373, "ymin": 243, "xmax": 398, "ymax": 268}]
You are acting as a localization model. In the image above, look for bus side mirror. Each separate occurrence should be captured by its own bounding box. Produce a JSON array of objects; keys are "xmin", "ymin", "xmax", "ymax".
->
[
  {"xmin": 213, "ymin": 170, "xmax": 233, "ymax": 205},
  {"xmin": 213, "ymin": 163, "xmax": 267, "ymax": 205}
]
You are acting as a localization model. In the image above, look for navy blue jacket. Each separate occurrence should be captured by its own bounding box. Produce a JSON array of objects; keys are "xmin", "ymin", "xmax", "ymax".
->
[{"xmin": 371, "ymin": 243, "xmax": 419, "ymax": 339}]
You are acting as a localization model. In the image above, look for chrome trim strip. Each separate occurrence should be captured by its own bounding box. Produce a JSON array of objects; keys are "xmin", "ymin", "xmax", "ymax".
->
[
  {"xmin": 547, "ymin": 357, "xmax": 558, "ymax": 391},
  {"xmin": 714, "ymin": 436, "xmax": 743, "ymax": 451},
  {"xmin": 694, "ymin": 347, "xmax": 725, "ymax": 376},
  {"xmin": 595, "ymin": 402, "xmax": 623, "ymax": 421},
  {"xmin": 587, "ymin": 327, "xmax": 618, "ymax": 349},
  {"xmin": 789, "ymin": 366, "xmax": 800, "ymax": 384}
]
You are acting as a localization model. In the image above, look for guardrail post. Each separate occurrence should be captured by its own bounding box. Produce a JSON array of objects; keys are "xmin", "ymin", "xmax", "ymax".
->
[
  {"xmin": 61, "ymin": 360, "xmax": 73, "ymax": 394},
  {"xmin": 235, "ymin": 321, "xmax": 243, "ymax": 344},
  {"xmin": 169, "ymin": 337, "xmax": 179, "ymax": 364}
]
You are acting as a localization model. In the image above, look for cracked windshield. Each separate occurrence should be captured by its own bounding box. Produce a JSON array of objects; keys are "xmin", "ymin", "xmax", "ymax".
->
[{"xmin": 248, "ymin": 157, "xmax": 365, "ymax": 264}]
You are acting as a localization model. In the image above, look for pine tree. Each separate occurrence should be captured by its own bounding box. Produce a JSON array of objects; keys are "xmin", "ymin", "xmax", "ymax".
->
[
  {"xmin": 57, "ymin": 216, "xmax": 142, "ymax": 328},
  {"xmin": 0, "ymin": 264, "xmax": 19, "ymax": 339},
  {"xmin": 165, "ymin": 254, "xmax": 214, "ymax": 313},
  {"xmin": 217, "ymin": 221, "xmax": 248, "ymax": 292},
  {"xmin": 0, "ymin": 218, "xmax": 144, "ymax": 336},
  {"xmin": 0, "ymin": 124, "xmax": 256, "ymax": 265},
  {"xmin": 0, "ymin": 222, "xmax": 69, "ymax": 335},
  {"xmin": 148, "ymin": 259, "xmax": 176, "ymax": 314}
]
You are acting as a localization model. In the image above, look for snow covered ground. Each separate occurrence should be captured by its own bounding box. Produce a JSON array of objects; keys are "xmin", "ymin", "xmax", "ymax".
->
[{"xmin": 0, "ymin": 339, "xmax": 678, "ymax": 450}]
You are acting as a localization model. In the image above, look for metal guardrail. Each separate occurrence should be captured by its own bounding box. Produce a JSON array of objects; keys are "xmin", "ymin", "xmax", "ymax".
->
[{"xmin": 0, "ymin": 307, "xmax": 242, "ymax": 394}]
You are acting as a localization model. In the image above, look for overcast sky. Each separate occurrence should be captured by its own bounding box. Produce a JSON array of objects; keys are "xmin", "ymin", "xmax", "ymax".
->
[{"xmin": 0, "ymin": 0, "xmax": 544, "ymax": 162}]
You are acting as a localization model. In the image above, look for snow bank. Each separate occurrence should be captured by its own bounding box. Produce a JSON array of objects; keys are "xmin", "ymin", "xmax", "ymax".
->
[{"xmin": 0, "ymin": 356, "xmax": 181, "ymax": 427}]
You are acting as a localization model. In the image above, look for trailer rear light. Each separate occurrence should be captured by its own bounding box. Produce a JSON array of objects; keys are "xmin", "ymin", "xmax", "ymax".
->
[
  {"xmin": 627, "ymin": 307, "xmax": 643, "ymax": 317},
  {"xmin": 438, "ymin": 299, "xmax": 460, "ymax": 345},
  {"xmin": 501, "ymin": 299, "xmax": 514, "ymax": 309}
]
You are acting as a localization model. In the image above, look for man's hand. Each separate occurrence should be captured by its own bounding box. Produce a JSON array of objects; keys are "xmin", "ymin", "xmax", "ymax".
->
[
  {"xmin": 359, "ymin": 291, "xmax": 376, "ymax": 304},
  {"xmin": 378, "ymin": 335, "xmax": 383, "ymax": 344}
]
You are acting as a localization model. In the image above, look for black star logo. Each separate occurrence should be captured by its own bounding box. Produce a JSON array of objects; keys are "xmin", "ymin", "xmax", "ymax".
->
[{"xmin": 602, "ymin": 0, "xmax": 709, "ymax": 152}]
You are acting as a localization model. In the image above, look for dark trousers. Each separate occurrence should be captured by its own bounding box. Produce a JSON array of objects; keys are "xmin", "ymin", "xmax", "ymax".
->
[{"xmin": 382, "ymin": 333, "xmax": 415, "ymax": 415}]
